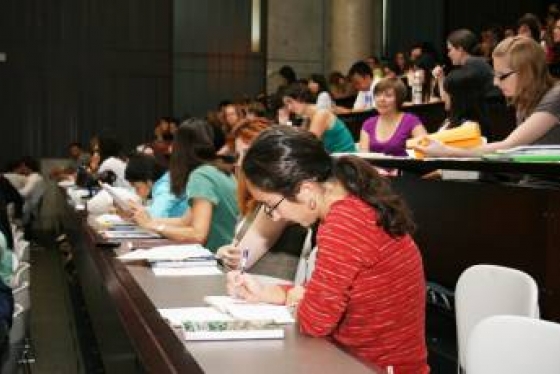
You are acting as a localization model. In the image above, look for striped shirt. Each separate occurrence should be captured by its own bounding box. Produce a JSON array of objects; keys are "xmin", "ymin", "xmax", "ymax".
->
[{"xmin": 297, "ymin": 195, "xmax": 429, "ymax": 373}]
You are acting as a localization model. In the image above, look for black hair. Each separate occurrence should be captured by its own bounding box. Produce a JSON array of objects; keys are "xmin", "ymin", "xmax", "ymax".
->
[
  {"xmin": 283, "ymin": 83, "xmax": 315, "ymax": 104},
  {"xmin": 279, "ymin": 65, "xmax": 297, "ymax": 84},
  {"xmin": 517, "ymin": 13, "xmax": 542, "ymax": 42},
  {"xmin": 169, "ymin": 118, "xmax": 228, "ymax": 196},
  {"xmin": 97, "ymin": 130, "xmax": 123, "ymax": 162},
  {"xmin": 309, "ymin": 74, "xmax": 330, "ymax": 94},
  {"xmin": 348, "ymin": 61, "xmax": 373, "ymax": 78},
  {"xmin": 444, "ymin": 66, "xmax": 489, "ymax": 131},
  {"xmin": 125, "ymin": 153, "xmax": 166, "ymax": 183},
  {"xmin": 242, "ymin": 127, "xmax": 415, "ymax": 237},
  {"xmin": 18, "ymin": 156, "xmax": 40, "ymax": 173},
  {"xmin": 447, "ymin": 29, "xmax": 479, "ymax": 55},
  {"xmin": 69, "ymin": 142, "xmax": 83, "ymax": 149}
]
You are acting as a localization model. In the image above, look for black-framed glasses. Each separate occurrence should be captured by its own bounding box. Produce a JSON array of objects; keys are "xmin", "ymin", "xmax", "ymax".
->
[
  {"xmin": 494, "ymin": 70, "xmax": 516, "ymax": 81},
  {"xmin": 262, "ymin": 197, "xmax": 285, "ymax": 217}
]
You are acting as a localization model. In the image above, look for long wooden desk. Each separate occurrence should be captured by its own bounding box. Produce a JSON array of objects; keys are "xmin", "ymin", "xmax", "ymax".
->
[
  {"xmin": 62, "ymin": 203, "xmax": 379, "ymax": 373},
  {"xmin": 365, "ymin": 157, "xmax": 560, "ymax": 321}
]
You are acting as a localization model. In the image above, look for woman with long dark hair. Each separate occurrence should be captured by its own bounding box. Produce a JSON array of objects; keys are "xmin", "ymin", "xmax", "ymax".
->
[
  {"xmin": 227, "ymin": 126, "xmax": 428, "ymax": 373},
  {"xmin": 130, "ymin": 118, "xmax": 239, "ymax": 252},
  {"xmin": 417, "ymin": 36, "xmax": 560, "ymax": 157}
]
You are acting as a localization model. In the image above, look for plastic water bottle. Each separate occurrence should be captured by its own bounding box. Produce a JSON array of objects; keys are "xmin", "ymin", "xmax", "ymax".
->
[{"xmin": 412, "ymin": 70, "xmax": 423, "ymax": 105}]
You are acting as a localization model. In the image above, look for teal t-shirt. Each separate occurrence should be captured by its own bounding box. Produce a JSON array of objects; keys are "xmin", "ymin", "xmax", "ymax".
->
[
  {"xmin": 148, "ymin": 172, "xmax": 188, "ymax": 218},
  {"xmin": 0, "ymin": 232, "xmax": 14, "ymax": 286},
  {"xmin": 322, "ymin": 117, "xmax": 357, "ymax": 153},
  {"xmin": 186, "ymin": 164, "xmax": 239, "ymax": 252}
]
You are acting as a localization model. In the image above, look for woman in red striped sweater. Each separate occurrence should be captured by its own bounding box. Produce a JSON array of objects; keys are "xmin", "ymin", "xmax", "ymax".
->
[{"xmin": 227, "ymin": 126, "xmax": 429, "ymax": 373}]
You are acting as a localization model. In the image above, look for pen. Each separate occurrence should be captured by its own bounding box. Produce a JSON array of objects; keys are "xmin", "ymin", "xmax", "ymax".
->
[{"xmin": 240, "ymin": 248, "xmax": 249, "ymax": 273}]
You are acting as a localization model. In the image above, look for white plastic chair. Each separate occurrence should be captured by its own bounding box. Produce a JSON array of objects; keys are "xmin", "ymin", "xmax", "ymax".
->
[
  {"xmin": 455, "ymin": 264, "xmax": 539, "ymax": 373},
  {"xmin": 466, "ymin": 315, "xmax": 560, "ymax": 374}
]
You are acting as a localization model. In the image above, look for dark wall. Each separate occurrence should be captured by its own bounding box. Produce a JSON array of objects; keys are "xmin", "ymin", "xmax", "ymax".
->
[
  {"xmin": 445, "ymin": 0, "xmax": 548, "ymax": 35},
  {"xmin": 173, "ymin": 0, "xmax": 266, "ymax": 117},
  {"xmin": 386, "ymin": 0, "xmax": 446, "ymax": 60},
  {"xmin": 386, "ymin": 0, "xmax": 550, "ymax": 61},
  {"xmin": 0, "ymin": 0, "xmax": 172, "ymax": 161}
]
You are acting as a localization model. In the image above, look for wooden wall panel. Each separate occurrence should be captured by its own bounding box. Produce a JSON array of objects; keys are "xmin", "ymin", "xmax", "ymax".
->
[
  {"xmin": 173, "ymin": 0, "xmax": 266, "ymax": 117},
  {"xmin": 0, "ymin": 0, "xmax": 172, "ymax": 161}
]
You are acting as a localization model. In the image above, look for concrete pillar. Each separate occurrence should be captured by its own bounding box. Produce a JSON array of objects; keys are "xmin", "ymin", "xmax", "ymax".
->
[{"xmin": 330, "ymin": 0, "xmax": 377, "ymax": 73}]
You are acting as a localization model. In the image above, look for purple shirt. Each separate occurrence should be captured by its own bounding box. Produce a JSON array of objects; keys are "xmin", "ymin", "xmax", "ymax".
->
[{"xmin": 362, "ymin": 113, "xmax": 421, "ymax": 156}]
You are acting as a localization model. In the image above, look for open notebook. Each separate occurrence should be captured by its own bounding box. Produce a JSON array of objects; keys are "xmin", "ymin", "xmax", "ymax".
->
[{"xmin": 159, "ymin": 296, "xmax": 294, "ymax": 341}]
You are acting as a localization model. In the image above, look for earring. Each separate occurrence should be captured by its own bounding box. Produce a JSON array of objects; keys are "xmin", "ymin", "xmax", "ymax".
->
[{"xmin": 309, "ymin": 198, "xmax": 317, "ymax": 210}]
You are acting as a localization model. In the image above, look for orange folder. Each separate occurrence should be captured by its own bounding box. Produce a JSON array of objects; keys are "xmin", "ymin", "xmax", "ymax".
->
[{"xmin": 406, "ymin": 121, "xmax": 483, "ymax": 159}]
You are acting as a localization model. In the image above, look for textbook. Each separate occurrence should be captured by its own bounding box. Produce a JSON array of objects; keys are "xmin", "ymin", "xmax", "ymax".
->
[
  {"xmin": 159, "ymin": 296, "xmax": 294, "ymax": 341},
  {"xmin": 159, "ymin": 307, "xmax": 286, "ymax": 341}
]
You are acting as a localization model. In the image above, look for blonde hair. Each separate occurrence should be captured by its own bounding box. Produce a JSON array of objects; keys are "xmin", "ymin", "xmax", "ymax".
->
[{"xmin": 492, "ymin": 36, "xmax": 555, "ymax": 119}]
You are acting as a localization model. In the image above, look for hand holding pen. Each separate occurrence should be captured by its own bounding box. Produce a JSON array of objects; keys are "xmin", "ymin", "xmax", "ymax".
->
[{"xmin": 239, "ymin": 248, "xmax": 249, "ymax": 273}]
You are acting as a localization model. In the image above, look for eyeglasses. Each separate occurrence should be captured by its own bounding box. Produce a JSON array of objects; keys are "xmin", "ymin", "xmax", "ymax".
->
[
  {"xmin": 262, "ymin": 197, "xmax": 285, "ymax": 217},
  {"xmin": 494, "ymin": 70, "xmax": 516, "ymax": 81}
]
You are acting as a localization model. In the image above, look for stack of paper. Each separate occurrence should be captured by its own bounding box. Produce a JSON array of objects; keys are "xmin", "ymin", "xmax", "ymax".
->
[
  {"xmin": 118, "ymin": 244, "xmax": 221, "ymax": 277},
  {"xmin": 118, "ymin": 244, "xmax": 213, "ymax": 261}
]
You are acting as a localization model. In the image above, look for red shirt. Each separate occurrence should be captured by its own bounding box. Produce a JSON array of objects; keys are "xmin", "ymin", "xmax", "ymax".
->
[{"xmin": 297, "ymin": 195, "xmax": 429, "ymax": 373}]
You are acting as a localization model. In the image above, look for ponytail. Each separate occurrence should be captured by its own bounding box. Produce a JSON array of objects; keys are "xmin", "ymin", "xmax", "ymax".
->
[{"xmin": 332, "ymin": 156, "xmax": 415, "ymax": 237}]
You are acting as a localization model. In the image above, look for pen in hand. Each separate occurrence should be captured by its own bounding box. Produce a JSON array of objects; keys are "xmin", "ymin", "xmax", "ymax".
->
[{"xmin": 239, "ymin": 248, "xmax": 249, "ymax": 273}]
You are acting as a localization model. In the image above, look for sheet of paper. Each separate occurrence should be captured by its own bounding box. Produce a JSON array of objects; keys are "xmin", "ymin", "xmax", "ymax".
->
[
  {"xmin": 152, "ymin": 266, "xmax": 222, "ymax": 277},
  {"xmin": 204, "ymin": 296, "xmax": 295, "ymax": 324}
]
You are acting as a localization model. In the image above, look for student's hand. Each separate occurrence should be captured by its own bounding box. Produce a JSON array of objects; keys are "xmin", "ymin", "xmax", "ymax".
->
[
  {"xmin": 226, "ymin": 271, "xmax": 265, "ymax": 303},
  {"xmin": 432, "ymin": 65, "xmax": 444, "ymax": 81},
  {"xmin": 130, "ymin": 202, "xmax": 152, "ymax": 229},
  {"xmin": 216, "ymin": 244, "xmax": 241, "ymax": 270},
  {"xmin": 285, "ymin": 285, "xmax": 305, "ymax": 308},
  {"xmin": 114, "ymin": 203, "xmax": 134, "ymax": 221},
  {"xmin": 413, "ymin": 138, "xmax": 452, "ymax": 157}
]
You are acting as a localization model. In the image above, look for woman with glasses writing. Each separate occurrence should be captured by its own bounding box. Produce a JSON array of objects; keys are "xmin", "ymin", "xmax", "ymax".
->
[
  {"xmin": 417, "ymin": 36, "xmax": 560, "ymax": 157},
  {"xmin": 227, "ymin": 127, "xmax": 428, "ymax": 373},
  {"xmin": 216, "ymin": 119, "xmax": 309, "ymax": 281}
]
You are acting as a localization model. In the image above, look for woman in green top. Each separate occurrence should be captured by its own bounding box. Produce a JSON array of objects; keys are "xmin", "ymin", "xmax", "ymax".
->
[
  {"xmin": 130, "ymin": 118, "xmax": 239, "ymax": 252},
  {"xmin": 282, "ymin": 83, "xmax": 356, "ymax": 153}
]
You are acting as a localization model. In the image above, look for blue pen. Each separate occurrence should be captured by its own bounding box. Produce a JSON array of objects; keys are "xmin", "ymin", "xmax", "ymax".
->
[{"xmin": 240, "ymin": 248, "xmax": 249, "ymax": 273}]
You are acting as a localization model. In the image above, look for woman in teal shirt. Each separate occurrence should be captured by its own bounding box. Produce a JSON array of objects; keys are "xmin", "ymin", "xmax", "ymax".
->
[
  {"xmin": 125, "ymin": 154, "xmax": 187, "ymax": 218},
  {"xmin": 283, "ymin": 83, "xmax": 356, "ymax": 153},
  {"xmin": 130, "ymin": 119, "xmax": 239, "ymax": 252}
]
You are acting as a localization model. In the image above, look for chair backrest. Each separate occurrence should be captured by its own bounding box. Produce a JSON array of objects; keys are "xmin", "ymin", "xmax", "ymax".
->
[
  {"xmin": 294, "ymin": 229, "xmax": 315, "ymax": 286},
  {"xmin": 467, "ymin": 315, "xmax": 560, "ymax": 374},
  {"xmin": 455, "ymin": 264, "xmax": 539, "ymax": 370}
]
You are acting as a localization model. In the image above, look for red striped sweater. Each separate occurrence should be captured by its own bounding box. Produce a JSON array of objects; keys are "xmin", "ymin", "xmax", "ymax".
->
[{"xmin": 298, "ymin": 195, "xmax": 429, "ymax": 373}]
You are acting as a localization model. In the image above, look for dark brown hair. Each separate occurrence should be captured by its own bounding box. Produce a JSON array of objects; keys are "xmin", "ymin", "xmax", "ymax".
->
[
  {"xmin": 169, "ymin": 118, "xmax": 229, "ymax": 196},
  {"xmin": 374, "ymin": 77, "xmax": 408, "ymax": 110},
  {"xmin": 242, "ymin": 126, "xmax": 415, "ymax": 237}
]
